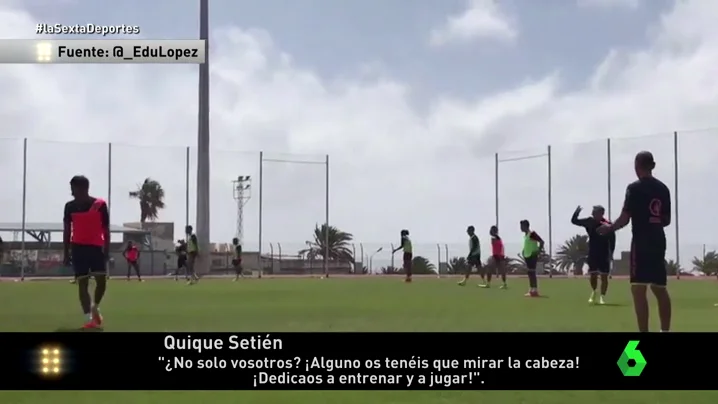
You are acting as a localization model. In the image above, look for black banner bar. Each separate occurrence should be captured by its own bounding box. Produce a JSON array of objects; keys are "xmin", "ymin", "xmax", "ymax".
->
[{"xmin": 0, "ymin": 332, "xmax": 713, "ymax": 390}]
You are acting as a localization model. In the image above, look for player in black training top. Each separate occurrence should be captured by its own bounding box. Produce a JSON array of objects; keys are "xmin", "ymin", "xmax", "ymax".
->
[
  {"xmin": 231, "ymin": 237, "xmax": 244, "ymax": 281},
  {"xmin": 598, "ymin": 151, "xmax": 672, "ymax": 332},
  {"xmin": 458, "ymin": 226, "xmax": 482, "ymax": 287},
  {"xmin": 572, "ymin": 205, "xmax": 616, "ymax": 305}
]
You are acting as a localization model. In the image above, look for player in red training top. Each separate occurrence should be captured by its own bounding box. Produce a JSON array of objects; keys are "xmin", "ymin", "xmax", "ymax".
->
[
  {"xmin": 489, "ymin": 226, "xmax": 508, "ymax": 289},
  {"xmin": 63, "ymin": 175, "xmax": 110, "ymax": 329},
  {"xmin": 123, "ymin": 241, "xmax": 143, "ymax": 282}
]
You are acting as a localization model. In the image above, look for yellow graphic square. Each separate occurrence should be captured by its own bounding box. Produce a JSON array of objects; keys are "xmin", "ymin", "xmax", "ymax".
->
[
  {"xmin": 40, "ymin": 347, "xmax": 61, "ymax": 375},
  {"xmin": 35, "ymin": 42, "xmax": 52, "ymax": 63}
]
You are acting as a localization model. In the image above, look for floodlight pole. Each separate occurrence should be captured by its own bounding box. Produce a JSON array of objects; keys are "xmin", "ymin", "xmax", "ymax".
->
[
  {"xmin": 195, "ymin": 0, "xmax": 211, "ymax": 275},
  {"xmin": 232, "ymin": 176, "xmax": 252, "ymax": 245}
]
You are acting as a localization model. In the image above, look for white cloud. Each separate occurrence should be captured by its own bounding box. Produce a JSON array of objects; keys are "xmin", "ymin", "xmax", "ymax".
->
[
  {"xmin": 577, "ymin": 0, "xmax": 640, "ymax": 9},
  {"xmin": 577, "ymin": 0, "xmax": 641, "ymax": 9},
  {"xmin": 1, "ymin": 0, "xmax": 718, "ymax": 267},
  {"xmin": 429, "ymin": 0, "xmax": 517, "ymax": 47}
]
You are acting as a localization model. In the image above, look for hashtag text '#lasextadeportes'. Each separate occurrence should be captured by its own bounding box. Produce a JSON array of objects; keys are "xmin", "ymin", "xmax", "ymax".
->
[
  {"xmin": 36, "ymin": 23, "xmax": 140, "ymax": 36},
  {"xmin": 164, "ymin": 334, "xmax": 282, "ymax": 354}
]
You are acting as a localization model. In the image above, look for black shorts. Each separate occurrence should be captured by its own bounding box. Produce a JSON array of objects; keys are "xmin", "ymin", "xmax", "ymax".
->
[
  {"xmin": 630, "ymin": 240, "xmax": 667, "ymax": 287},
  {"xmin": 403, "ymin": 252, "xmax": 413, "ymax": 267},
  {"xmin": 232, "ymin": 258, "xmax": 241, "ymax": 267},
  {"xmin": 468, "ymin": 255, "xmax": 482, "ymax": 267},
  {"xmin": 587, "ymin": 255, "xmax": 610, "ymax": 274},
  {"xmin": 492, "ymin": 255, "xmax": 506, "ymax": 263},
  {"xmin": 71, "ymin": 245, "xmax": 106, "ymax": 278},
  {"xmin": 524, "ymin": 254, "xmax": 539, "ymax": 271},
  {"xmin": 177, "ymin": 256, "xmax": 187, "ymax": 268}
]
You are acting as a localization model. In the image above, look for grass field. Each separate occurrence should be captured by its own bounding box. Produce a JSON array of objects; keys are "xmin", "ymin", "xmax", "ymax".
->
[{"xmin": 1, "ymin": 276, "xmax": 717, "ymax": 403}]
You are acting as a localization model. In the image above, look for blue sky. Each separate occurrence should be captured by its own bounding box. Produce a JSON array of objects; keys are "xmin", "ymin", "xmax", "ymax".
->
[{"xmin": 2, "ymin": 0, "xmax": 718, "ymax": 268}]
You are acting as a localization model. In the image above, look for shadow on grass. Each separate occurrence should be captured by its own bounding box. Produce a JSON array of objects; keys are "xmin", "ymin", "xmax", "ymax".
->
[{"xmin": 53, "ymin": 327, "xmax": 104, "ymax": 332}]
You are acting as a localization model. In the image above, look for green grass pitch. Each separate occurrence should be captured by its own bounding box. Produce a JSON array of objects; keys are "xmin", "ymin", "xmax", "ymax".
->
[{"xmin": 0, "ymin": 276, "xmax": 717, "ymax": 404}]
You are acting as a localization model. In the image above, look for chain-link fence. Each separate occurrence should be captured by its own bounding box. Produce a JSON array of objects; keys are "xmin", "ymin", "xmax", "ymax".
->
[{"xmin": 1, "ymin": 131, "xmax": 717, "ymax": 278}]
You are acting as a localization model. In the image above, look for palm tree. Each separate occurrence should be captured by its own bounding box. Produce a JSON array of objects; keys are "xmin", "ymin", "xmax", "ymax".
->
[
  {"xmin": 380, "ymin": 266, "xmax": 399, "ymax": 274},
  {"xmin": 691, "ymin": 251, "xmax": 718, "ymax": 275},
  {"xmin": 665, "ymin": 259, "xmax": 682, "ymax": 276},
  {"xmin": 128, "ymin": 178, "xmax": 166, "ymax": 223},
  {"xmin": 507, "ymin": 252, "xmax": 553, "ymax": 274},
  {"xmin": 447, "ymin": 257, "xmax": 470, "ymax": 274},
  {"xmin": 299, "ymin": 224, "xmax": 354, "ymax": 262},
  {"xmin": 555, "ymin": 235, "xmax": 589, "ymax": 275},
  {"xmin": 411, "ymin": 256, "xmax": 436, "ymax": 274},
  {"xmin": 506, "ymin": 255, "xmax": 526, "ymax": 273}
]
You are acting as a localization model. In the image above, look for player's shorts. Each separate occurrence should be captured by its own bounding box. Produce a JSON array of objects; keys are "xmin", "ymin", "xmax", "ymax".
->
[
  {"xmin": 231, "ymin": 258, "xmax": 241, "ymax": 267},
  {"xmin": 491, "ymin": 255, "xmax": 506, "ymax": 264},
  {"xmin": 177, "ymin": 256, "xmax": 187, "ymax": 268},
  {"xmin": 630, "ymin": 240, "xmax": 667, "ymax": 287},
  {"xmin": 468, "ymin": 255, "xmax": 482, "ymax": 267},
  {"xmin": 403, "ymin": 252, "xmax": 413, "ymax": 268},
  {"xmin": 524, "ymin": 254, "xmax": 539, "ymax": 271},
  {"xmin": 587, "ymin": 255, "xmax": 610, "ymax": 274},
  {"xmin": 71, "ymin": 245, "xmax": 106, "ymax": 278}
]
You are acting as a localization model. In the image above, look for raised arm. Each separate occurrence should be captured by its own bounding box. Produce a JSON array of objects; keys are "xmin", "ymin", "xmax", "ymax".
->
[{"xmin": 571, "ymin": 206, "xmax": 591, "ymax": 227}]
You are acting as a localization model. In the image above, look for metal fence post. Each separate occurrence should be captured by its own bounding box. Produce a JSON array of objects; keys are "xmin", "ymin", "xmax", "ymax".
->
[
  {"xmin": 494, "ymin": 152, "xmax": 499, "ymax": 227},
  {"xmin": 185, "ymin": 146, "xmax": 190, "ymax": 229},
  {"xmin": 436, "ymin": 244, "xmax": 441, "ymax": 274},
  {"xmin": 257, "ymin": 152, "xmax": 264, "ymax": 278},
  {"xmin": 673, "ymin": 131, "xmax": 680, "ymax": 277},
  {"xmin": 606, "ymin": 138, "xmax": 612, "ymax": 220},
  {"xmin": 20, "ymin": 138, "xmax": 28, "ymax": 281},
  {"xmin": 107, "ymin": 142, "xmax": 112, "ymax": 215},
  {"xmin": 546, "ymin": 145, "xmax": 553, "ymax": 258},
  {"xmin": 324, "ymin": 154, "xmax": 330, "ymax": 277},
  {"xmin": 606, "ymin": 138, "xmax": 615, "ymax": 276}
]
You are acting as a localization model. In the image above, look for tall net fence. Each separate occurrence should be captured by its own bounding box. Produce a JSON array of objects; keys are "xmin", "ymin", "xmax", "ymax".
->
[
  {"xmin": 0, "ymin": 138, "xmax": 24, "ymax": 243},
  {"xmin": 1, "ymin": 130, "xmax": 716, "ymax": 278},
  {"xmin": 497, "ymin": 147, "xmax": 550, "ymax": 260},
  {"xmin": 677, "ymin": 128, "xmax": 718, "ymax": 265},
  {"xmin": 259, "ymin": 152, "xmax": 328, "ymax": 274},
  {"xmin": 441, "ymin": 155, "xmax": 497, "ymax": 273},
  {"xmin": 551, "ymin": 139, "xmax": 609, "ymax": 265},
  {"xmin": 206, "ymin": 149, "xmax": 260, "ymax": 251},
  {"xmin": 25, "ymin": 139, "xmax": 109, "ymax": 226},
  {"xmin": 110, "ymin": 143, "xmax": 188, "ymax": 244},
  {"xmin": 609, "ymin": 134, "xmax": 676, "ymax": 263}
]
